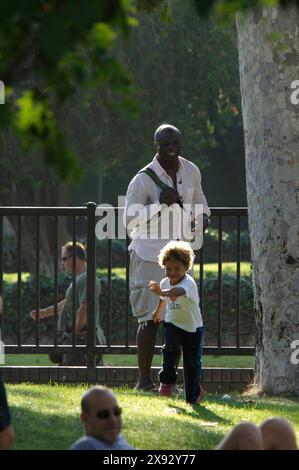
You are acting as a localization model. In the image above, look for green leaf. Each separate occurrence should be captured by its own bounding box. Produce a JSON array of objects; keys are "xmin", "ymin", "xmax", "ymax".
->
[
  {"xmin": 15, "ymin": 91, "xmax": 50, "ymax": 133},
  {"xmin": 87, "ymin": 22, "xmax": 117, "ymax": 49}
]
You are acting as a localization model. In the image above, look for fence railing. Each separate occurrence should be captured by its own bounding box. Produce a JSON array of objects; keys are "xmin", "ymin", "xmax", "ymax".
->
[{"xmin": 0, "ymin": 204, "xmax": 254, "ymax": 365}]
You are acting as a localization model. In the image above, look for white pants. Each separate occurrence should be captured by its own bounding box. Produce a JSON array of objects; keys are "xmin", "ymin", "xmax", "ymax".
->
[{"xmin": 129, "ymin": 250, "xmax": 165, "ymax": 323}]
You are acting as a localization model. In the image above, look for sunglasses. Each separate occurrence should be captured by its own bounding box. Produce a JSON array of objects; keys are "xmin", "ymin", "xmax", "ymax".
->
[{"xmin": 96, "ymin": 407, "xmax": 122, "ymax": 419}]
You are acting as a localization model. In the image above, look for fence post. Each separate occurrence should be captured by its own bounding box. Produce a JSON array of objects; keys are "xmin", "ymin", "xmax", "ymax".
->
[{"xmin": 86, "ymin": 202, "xmax": 96, "ymax": 367}]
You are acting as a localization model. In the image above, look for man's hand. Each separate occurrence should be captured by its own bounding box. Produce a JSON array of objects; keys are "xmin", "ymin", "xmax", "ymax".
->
[
  {"xmin": 30, "ymin": 309, "xmax": 47, "ymax": 320},
  {"xmin": 159, "ymin": 188, "xmax": 179, "ymax": 206},
  {"xmin": 152, "ymin": 309, "xmax": 162, "ymax": 324},
  {"xmin": 148, "ymin": 280, "xmax": 162, "ymax": 296}
]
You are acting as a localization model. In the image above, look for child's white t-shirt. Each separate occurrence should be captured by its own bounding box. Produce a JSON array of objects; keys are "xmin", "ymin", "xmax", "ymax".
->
[{"xmin": 160, "ymin": 273, "xmax": 203, "ymax": 333}]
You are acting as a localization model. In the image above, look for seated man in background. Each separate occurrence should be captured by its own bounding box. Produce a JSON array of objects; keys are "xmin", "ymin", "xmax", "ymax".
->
[
  {"xmin": 216, "ymin": 417, "xmax": 297, "ymax": 450},
  {"xmin": 30, "ymin": 242, "xmax": 105, "ymax": 366},
  {"xmin": 70, "ymin": 386, "xmax": 134, "ymax": 450}
]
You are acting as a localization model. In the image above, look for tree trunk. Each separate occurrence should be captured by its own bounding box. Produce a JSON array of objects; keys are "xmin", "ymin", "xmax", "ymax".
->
[{"xmin": 237, "ymin": 8, "xmax": 299, "ymax": 394}]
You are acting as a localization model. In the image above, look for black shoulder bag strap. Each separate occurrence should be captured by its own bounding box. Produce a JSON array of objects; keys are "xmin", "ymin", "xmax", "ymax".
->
[
  {"xmin": 138, "ymin": 168, "xmax": 183, "ymax": 209},
  {"xmin": 139, "ymin": 168, "xmax": 170, "ymax": 191}
]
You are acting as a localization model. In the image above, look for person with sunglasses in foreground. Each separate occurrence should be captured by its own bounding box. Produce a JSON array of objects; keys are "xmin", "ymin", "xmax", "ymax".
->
[{"xmin": 70, "ymin": 386, "xmax": 134, "ymax": 450}]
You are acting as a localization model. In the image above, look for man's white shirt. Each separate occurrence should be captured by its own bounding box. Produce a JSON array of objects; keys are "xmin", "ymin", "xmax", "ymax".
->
[{"xmin": 124, "ymin": 155, "xmax": 210, "ymax": 262}]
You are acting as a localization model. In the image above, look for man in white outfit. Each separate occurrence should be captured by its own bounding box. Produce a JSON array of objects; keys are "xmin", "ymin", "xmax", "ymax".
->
[{"xmin": 124, "ymin": 124, "xmax": 210, "ymax": 391}]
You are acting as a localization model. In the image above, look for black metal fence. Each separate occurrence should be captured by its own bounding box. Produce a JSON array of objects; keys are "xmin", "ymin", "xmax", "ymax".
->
[{"xmin": 0, "ymin": 204, "xmax": 254, "ymax": 365}]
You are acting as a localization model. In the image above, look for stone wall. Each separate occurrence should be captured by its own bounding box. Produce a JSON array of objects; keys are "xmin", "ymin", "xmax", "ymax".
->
[{"xmin": 1, "ymin": 366, "xmax": 254, "ymax": 393}]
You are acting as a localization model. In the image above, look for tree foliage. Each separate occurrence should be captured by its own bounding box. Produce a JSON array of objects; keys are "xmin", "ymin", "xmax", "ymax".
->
[
  {"xmin": 72, "ymin": 0, "xmax": 242, "ymax": 188},
  {"xmin": 0, "ymin": 0, "xmax": 137, "ymax": 181},
  {"xmin": 0, "ymin": 0, "xmax": 243, "ymax": 271},
  {"xmin": 0, "ymin": 0, "xmax": 297, "ymax": 182},
  {"xmin": 19, "ymin": 0, "xmax": 241, "ymax": 201}
]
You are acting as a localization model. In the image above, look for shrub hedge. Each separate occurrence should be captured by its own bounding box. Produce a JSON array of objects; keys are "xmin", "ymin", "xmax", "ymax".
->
[{"xmin": 1, "ymin": 272, "xmax": 255, "ymax": 347}]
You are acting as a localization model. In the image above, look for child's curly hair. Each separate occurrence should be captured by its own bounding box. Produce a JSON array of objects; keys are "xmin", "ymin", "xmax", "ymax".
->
[{"xmin": 158, "ymin": 241, "xmax": 195, "ymax": 270}]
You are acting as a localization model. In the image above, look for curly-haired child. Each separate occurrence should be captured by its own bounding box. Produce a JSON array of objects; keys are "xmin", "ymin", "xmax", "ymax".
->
[{"xmin": 148, "ymin": 241, "xmax": 204, "ymax": 404}]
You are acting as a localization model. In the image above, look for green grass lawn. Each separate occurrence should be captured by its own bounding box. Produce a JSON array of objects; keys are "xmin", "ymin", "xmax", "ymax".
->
[
  {"xmin": 3, "ymin": 262, "xmax": 251, "ymax": 284},
  {"xmin": 97, "ymin": 262, "xmax": 252, "ymax": 279},
  {"xmin": 4, "ymin": 354, "xmax": 255, "ymax": 368},
  {"xmin": 3, "ymin": 272, "xmax": 31, "ymax": 283},
  {"xmin": 6, "ymin": 383, "xmax": 299, "ymax": 450}
]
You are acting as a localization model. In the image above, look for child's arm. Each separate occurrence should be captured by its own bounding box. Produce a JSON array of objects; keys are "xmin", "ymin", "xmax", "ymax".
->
[
  {"xmin": 148, "ymin": 280, "xmax": 186, "ymax": 299},
  {"xmin": 152, "ymin": 298, "xmax": 166, "ymax": 324}
]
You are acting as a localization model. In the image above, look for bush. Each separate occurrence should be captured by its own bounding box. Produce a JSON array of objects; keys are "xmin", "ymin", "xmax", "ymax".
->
[
  {"xmin": 202, "ymin": 272, "xmax": 255, "ymax": 346},
  {"xmin": 1, "ymin": 270, "xmax": 254, "ymax": 347},
  {"xmin": 96, "ymin": 231, "xmax": 251, "ymax": 268},
  {"xmin": 197, "ymin": 229, "xmax": 251, "ymax": 263},
  {"xmin": 2, "ymin": 273, "xmax": 68, "ymax": 343},
  {"xmin": 2, "ymin": 231, "xmax": 251, "ymax": 273},
  {"xmin": 96, "ymin": 239, "xmax": 127, "ymax": 268}
]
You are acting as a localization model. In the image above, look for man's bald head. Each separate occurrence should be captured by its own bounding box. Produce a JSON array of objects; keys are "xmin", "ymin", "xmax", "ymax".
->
[
  {"xmin": 81, "ymin": 386, "xmax": 115, "ymax": 415},
  {"xmin": 80, "ymin": 386, "xmax": 122, "ymax": 444},
  {"xmin": 154, "ymin": 124, "xmax": 181, "ymax": 144}
]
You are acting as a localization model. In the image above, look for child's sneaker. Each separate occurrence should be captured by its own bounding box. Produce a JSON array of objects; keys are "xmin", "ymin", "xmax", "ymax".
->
[{"xmin": 159, "ymin": 383, "xmax": 173, "ymax": 397}]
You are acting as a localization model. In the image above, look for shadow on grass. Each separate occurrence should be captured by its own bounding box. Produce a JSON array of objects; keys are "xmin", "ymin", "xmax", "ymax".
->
[
  {"xmin": 10, "ymin": 402, "xmax": 225, "ymax": 450},
  {"xmin": 170, "ymin": 403, "xmax": 231, "ymax": 425},
  {"xmin": 10, "ymin": 405, "xmax": 81, "ymax": 450}
]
